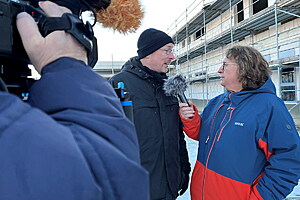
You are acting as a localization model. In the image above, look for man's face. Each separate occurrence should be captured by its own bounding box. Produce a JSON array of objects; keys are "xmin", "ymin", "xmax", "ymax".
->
[
  {"xmin": 146, "ymin": 43, "xmax": 175, "ymax": 73},
  {"xmin": 218, "ymin": 57, "xmax": 243, "ymax": 92}
]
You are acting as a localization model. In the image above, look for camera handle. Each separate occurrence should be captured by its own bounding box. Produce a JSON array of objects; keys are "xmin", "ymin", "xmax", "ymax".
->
[{"xmin": 36, "ymin": 13, "xmax": 98, "ymax": 67}]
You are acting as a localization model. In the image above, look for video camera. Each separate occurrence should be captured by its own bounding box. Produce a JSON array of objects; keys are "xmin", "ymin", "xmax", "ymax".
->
[{"xmin": 0, "ymin": 0, "xmax": 110, "ymax": 99}]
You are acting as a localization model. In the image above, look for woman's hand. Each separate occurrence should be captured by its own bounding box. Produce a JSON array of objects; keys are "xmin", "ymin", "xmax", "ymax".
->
[{"xmin": 179, "ymin": 101, "xmax": 195, "ymax": 119}]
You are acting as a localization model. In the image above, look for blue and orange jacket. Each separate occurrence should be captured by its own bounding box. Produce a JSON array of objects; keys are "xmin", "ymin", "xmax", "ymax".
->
[{"xmin": 181, "ymin": 78, "xmax": 300, "ymax": 200}]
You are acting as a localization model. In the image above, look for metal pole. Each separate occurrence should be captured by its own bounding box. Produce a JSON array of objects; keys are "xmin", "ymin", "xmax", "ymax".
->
[
  {"xmin": 275, "ymin": 3, "xmax": 281, "ymax": 98},
  {"xmin": 230, "ymin": 0, "xmax": 233, "ymax": 43},
  {"xmin": 175, "ymin": 19, "xmax": 179, "ymax": 74},
  {"xmin": 275, "ymin": 4, "xmax": 279, "ymax": 61},
  {"xmin": 111, "ymin": 54, "xmax": 114, "ymax": 75},
  {"xmin": 204, "ymin": 6, "xmax": 209, "ymax": 104},
  {"xmin": 277, "ymin": 9, "xmax": 300, "ymax": 18},
  {"xmin": 185, "ymin": 8, "xmax": 190, "ymax": 78}
]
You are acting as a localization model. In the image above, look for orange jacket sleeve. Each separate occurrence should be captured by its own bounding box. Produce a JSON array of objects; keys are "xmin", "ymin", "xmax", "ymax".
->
[{"xmin": 179, "ymin": 104, "xmax": 201, "ymax": 141}]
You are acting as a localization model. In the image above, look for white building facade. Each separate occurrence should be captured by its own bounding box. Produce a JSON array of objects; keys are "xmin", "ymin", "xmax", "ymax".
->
[{"xmin": 166, "ymin": 0, "xmax": 300, "ymax": 127}]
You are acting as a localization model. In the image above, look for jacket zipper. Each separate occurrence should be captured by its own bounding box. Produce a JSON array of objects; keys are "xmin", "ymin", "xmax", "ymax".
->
[
  {"xmin": 217, "ymin": 94, "xmax": 235, "ymax": 141},
  {"xmin": 201, "ymin": 104, "xmax": 223, "ymax": 199},
  {"xmin": 201, "ymin": 93, "xmax": 235, "ymax": 199}
]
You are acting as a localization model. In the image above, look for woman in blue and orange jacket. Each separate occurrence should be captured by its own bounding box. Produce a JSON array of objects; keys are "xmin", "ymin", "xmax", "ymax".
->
[{"xmin": 179, "ymin": 45, "xmax": 300, "ymax": 200}]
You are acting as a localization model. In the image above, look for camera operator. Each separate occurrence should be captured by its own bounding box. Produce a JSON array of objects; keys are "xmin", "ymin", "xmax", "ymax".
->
[{"xmin": 0, "ymin": 1, "xmax": 149, "ymax": 200}]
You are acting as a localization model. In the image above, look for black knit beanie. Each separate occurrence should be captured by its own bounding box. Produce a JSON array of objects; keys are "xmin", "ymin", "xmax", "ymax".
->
[{"xmin": 137, "ymin": 28, "xmax": 174, "ymax": 59}]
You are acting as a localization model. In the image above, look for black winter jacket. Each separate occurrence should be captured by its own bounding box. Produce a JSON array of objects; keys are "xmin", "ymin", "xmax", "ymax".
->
[{"xmin": 109, "ymin": 57, "xmax": 191, "ymax": 199}]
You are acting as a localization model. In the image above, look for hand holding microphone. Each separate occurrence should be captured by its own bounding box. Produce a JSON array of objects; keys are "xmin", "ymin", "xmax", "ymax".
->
[{"xmin": 179, "ymin": 102, "xmax": 195, "ymax": 119}]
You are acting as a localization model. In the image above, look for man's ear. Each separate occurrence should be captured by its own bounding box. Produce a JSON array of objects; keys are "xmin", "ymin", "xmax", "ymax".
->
[{"xmin": 140, "ymin": 55, "xmax": 150, "ymax": 63}]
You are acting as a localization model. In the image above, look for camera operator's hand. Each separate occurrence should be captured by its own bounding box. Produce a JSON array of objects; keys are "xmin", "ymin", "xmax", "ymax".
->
[{"xmin": 16, "ymin": 1, "xmax": 87, "ymax": 73}]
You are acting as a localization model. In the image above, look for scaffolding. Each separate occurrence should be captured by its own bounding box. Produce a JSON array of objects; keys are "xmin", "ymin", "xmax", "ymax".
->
[{"xmin": 166, "ymin": 0, "xmax": 300, "ymax": 124}]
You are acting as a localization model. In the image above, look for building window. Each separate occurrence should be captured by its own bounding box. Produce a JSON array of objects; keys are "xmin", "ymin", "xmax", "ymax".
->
[
  {"xmin": 181, "ymin": 40, "xmax": 186, "ymax": 48},
  {"xmin": 237, "ymin": 1, "xmax": 244, "ymax": 23},
  {"xmin": 195, "ymin": 26, "xmax": 206, "ymax": 40},
  {"xmin": 281, "ymin": 68, "xmax": 295, "ymax": 83},
  {"xmin": 280, "ymin": 67, "xmax": 296, "ymax": 101},
  {"xmin": 187, "ymin": 36, "xmax": 191, "ymax": 45},
  {"xmin": 281, "ymin": 86, "xmax": 296, "ymax": 101},
  {"xmin": 253, "ymin": 0, "xmax": 268, "ymax": 15},
  {"xmin": 264, "ymin": 55, "xmax": 271, "ymax": 62},
  {"xmin": 279, "ymin": 49, "xmax": 295, "ymax": 59}
]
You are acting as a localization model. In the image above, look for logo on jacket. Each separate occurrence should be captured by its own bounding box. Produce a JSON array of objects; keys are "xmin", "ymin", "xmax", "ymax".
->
[{"xmin": 234, "ymin": 122, "xmax": 244, "ymax": 127}]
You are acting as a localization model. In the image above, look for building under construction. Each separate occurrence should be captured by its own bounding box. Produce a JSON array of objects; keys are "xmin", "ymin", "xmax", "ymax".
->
[{"xmin": 166, "ymin": 0, "xmax": 300, "ymax": 126}]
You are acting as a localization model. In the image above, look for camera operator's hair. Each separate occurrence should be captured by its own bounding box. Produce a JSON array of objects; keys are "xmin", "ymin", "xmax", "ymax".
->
[{"xmin": 226, "ymin": 45, "xmax": 272, "ymax": 90}]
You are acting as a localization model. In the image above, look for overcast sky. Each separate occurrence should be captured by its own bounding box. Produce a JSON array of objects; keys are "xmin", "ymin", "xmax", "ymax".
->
[{"xmin": 94, "ymin": 0, "xmax": 198, "ymax": 62}]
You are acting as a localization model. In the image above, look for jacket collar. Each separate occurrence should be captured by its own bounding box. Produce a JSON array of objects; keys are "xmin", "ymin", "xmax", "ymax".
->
[
  {"xmin": 122, "ymin": 57, "xmax": 151, "ymax": 79},
  {"xmin": 122, "ymin": 57, "xmax": 167, "ymax": 83},
  {"xmin": 224, "ymin": 77, "xmax": 276, "ymax": 107}
]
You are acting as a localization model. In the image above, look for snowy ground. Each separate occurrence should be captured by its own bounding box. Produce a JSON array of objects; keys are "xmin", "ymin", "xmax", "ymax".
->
[
  {"xmin": 177, "ymin": 138, "xmax": 300, "ymax": 200},
  {"xmin": 177, "ymin": 138, "xmax": 197, "ymax": 200},
  {"xmin": 287, "ymin": 180, "xmax": 300, "ymax": 199}
]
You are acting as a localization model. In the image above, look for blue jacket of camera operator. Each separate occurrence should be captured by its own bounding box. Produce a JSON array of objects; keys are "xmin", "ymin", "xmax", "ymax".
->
[{"xmin": 0, "ymin": 57, "xmax": 149, "ymax": 200}]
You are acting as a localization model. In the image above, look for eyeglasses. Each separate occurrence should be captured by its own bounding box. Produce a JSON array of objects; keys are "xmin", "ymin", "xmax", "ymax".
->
[
  {"xmin": 221, "ymin": 62, "xmax": 237, "ymax": 70},
  {"xmin": 160, "ymin": 49, "xmax": 174, "ymax": 56}
]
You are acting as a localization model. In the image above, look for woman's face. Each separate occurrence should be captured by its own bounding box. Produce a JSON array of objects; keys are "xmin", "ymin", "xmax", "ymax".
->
[{"xmin": 218, "ymin": 57, "xmax": 243, "ymax": 92}]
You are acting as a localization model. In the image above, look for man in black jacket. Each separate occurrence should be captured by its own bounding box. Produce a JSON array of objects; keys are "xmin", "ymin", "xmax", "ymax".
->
[{"xmin": 110, "ymin": 28, "xmax": 191, "ymax": 200}]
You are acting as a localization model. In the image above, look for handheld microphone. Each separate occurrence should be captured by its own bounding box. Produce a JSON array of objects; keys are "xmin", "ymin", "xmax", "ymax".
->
[{"xmin": 163, "ymin": 74, "xmax": 191, "ymax": 107}]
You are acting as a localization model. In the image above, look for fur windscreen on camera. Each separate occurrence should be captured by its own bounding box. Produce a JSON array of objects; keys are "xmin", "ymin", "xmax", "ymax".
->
[
  {"xmin": 96, "ymin": 0, "xmax": 144, "ymax": 34},
  {"xmin": 51, "ymin": 0, "xmax": 144, "ymax": 34}
]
